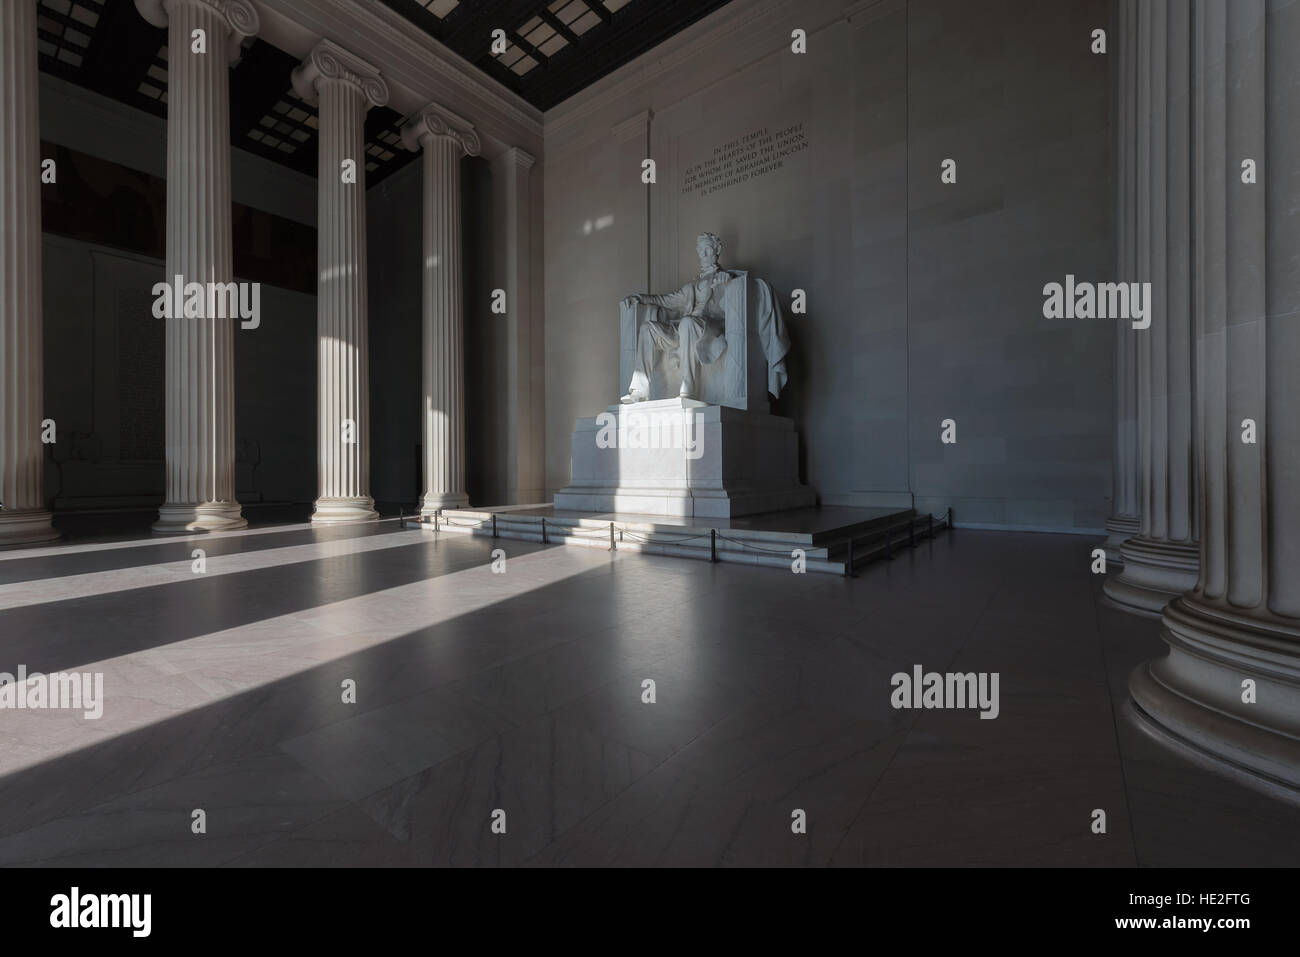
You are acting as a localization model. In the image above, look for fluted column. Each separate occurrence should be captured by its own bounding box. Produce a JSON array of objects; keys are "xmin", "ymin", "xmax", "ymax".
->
[
  {"xmin": 490, "ymin": 146, "xmax": 540, "ymax": 505},
  {"xmin": 138, "ymin": 0, "xmax": 256, "ymax": 532},
  {"xmin": 1130, "ymin": 0, "xmax": 1300, "ymax": 790},
  {"xmin": 1103, "ymin": 0, "xmax": 1198, "ymax": 615},
  {"xmin": 0, "ymin": 0, "xmax": 58, "ymax": 546},
  {"xmin": 293, "ymin": 41, "xmax": 386, "ymax": 525},
  {"xmin": 402, "ymin": 106, "xmax": 480, "ymax": 515},
  {"xmin": 1103, "ymin": 0, "xmax": 1140, "ymax": 562}
]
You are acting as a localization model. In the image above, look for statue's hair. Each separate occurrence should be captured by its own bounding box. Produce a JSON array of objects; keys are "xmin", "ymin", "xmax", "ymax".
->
[{"xmin": 696, "ymin": 232, "xmax": 723, "ymax": 257}]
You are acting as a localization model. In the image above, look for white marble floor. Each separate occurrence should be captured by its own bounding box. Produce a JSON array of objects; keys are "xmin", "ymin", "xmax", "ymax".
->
[{"xmin": 0, "ymin": 518, "xmax": 1296, "ymax": 866}]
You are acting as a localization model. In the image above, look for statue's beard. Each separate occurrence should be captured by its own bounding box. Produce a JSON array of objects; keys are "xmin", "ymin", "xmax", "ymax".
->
[{"xmin": 699, "ymin": 262, "xmax": 719, "ymax": 277}]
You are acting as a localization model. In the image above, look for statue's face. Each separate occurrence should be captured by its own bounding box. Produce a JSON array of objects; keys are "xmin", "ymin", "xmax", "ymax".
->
[{"xmin": 697, "ymin": 242, "xmax": 718, "ymax": 268}]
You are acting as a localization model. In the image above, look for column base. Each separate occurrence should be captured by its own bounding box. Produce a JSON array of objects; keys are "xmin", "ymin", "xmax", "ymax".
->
[
  {"xmin": 311, "ymin": 496, "xmax": 379, "ymax": 525},
  {"xmin": 1129, "ymin": 594, "xmax": 1300, "ymax": 798},
  {"xmin": 0, "ymin": 509, "xmax": 60, "ymax": 547},
  {"xmin": 153, "ymin": 502, "xmax": 247, "ymax": 534},
  {"xmin": 421, "ymin": 492, "xmax": 469, "ymax": 517},
  {"xmin": 1102, "ymin": 535, "xmax": 1199, "ymax": 618},
  {"xmin": 1102, "ymin": 514, "xmax": 1139, "ymax": 564}
]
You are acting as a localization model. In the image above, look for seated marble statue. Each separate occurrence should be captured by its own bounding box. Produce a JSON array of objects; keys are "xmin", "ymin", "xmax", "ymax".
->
[{"xmin": 619, "ymin": 232, "xmax": 790, "ymax": 406}]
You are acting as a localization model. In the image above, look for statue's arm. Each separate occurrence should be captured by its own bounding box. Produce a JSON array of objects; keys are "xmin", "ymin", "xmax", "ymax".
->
[{"xmin": 623, "ymin": 285, "xmax": 691, "ymax": 312}]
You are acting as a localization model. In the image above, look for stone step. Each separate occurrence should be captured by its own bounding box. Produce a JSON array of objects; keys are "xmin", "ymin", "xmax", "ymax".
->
[
  {"xmin": 428, "ymin": 509, "xmax": 838, "ymax": 572},
  {"xmin": 403, "ymin": 505, "xmax": 953, "ymax": 577}
]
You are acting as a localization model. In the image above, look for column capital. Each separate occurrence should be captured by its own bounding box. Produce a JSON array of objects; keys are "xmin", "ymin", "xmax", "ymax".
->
[
  {"xmin": 402, "ymin": 103, "xmax": 480, "ymax": 158},
  {"xmin": 493, "ymin": 146, "xmax": 535, "ymax": 171},
  {"xmin": 611, "ymin": 108, "xmax": 652, "ymax": 143},
  {"xmin": 291, "ymin": 39, "xmax": 389, "ymax": 109},
  {"xmin": 135, "ymin": 0, "xmax": 259, "ymax": 61}
]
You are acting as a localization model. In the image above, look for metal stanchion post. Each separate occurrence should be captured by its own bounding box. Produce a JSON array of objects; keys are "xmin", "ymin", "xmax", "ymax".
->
[
  {"xmin": 710, "ymin": 528, "xmax": 718, "ymax": 563},
  {"xmin": 610, "ymin": 522, "xmax": 615, "ymax": 551},
  {"xmin": 541, "ymin": 517, "xmax": 548, "ymax": 544}
]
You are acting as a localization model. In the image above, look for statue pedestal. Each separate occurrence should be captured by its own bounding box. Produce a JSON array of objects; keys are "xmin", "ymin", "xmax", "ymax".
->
[{"xmin": 554, "ymin": 398, "xmax": 816, "ymax": 519}]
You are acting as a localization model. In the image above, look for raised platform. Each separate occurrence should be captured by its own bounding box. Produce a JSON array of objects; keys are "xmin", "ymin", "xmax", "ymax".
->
[
  {"xmin": 553, "ymin": 398, "xmax": 816, "ymax": 519},
  {"xmin": 412, "ymin": 503, "xmax": 951, "ymax": 575}
]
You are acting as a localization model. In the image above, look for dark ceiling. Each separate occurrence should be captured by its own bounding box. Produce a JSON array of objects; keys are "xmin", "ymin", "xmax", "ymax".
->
[
  {"xmin": 381, "ymin": 0, "xmax": 734, "ymax": 112},
  {"xmin": 35, "ymin": 0, "xmax": 732, "ymax": 188}
]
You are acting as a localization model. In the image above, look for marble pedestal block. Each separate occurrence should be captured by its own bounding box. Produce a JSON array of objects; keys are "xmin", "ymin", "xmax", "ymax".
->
[{"xmin": 554, "ymin": 398, "xmax": 816, "ymax": 518}]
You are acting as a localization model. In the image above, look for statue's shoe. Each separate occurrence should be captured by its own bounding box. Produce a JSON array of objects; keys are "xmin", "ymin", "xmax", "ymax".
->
[{"xmin": 620, "ymin": 391, "xmax": 647, "ymax": 404}]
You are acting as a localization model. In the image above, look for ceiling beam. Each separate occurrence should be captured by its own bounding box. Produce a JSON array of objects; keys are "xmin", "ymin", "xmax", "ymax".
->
[
  {"xmin": 506, "ymin": 29, "xmax": 549, "ymax": 69},
  {"xmin": 80, "ymin": 0, "xmax": 166, "ymax": 103},
  {"xmin": 443, "ymin": 0, "xmax": 545, "ymax": 52},
  {"xmin": 524, "ymin": 0, "xmax": 733, "ymax": 111},
  {"xmin": 538, "ymin": 8, "xmax": 581, "ymax": 46},
  {"xmin": 473, "ymin": 51, "xmax": 528, "ymax": 94},
  {"xmin": 364, "ymin": 105, "xmax": 401, "ymax": 143},
  {"xmin": 365, "ymin": 106, "xmax": 420, "ymax": 187},
  {"xmin": 573, "ymin": 0, "xmax": 612, "ymax": 25},
  {"xmin": 228, "ymin": 40, "xmax": 318, "ymax": 176},
  {"xmin": 353, "ymin": 0, "xmax": 740, "ymax": 115},
  {"xmin": 228, "ymin": 41, "xmax": 300, "ymax": 141},
  {"xmin": 377, "ymin": 0, "xmax": 446, "ymax": 40}
]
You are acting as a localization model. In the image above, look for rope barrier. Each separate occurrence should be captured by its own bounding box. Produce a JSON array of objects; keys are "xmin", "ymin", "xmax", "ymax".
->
[
  {"xmin": 441, "ymin": 516, "xmax": 491, "ymax": 529},
  {"xmin": 713, "ymin": 533, "xmax": 808, "ymax": 555},
  {"xmin": 618, "ymin": 531, "xmax": 714, "ymax": 545}
]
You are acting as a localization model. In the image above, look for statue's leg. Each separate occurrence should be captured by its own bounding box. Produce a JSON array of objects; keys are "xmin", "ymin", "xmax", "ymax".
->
[
  {"xmin": 677, "ymin": 316, "xmax": 706, "ymax": 399},
  {"xmin": 624, "ymin": 318, "xmax": 675, "ymax": 402}
]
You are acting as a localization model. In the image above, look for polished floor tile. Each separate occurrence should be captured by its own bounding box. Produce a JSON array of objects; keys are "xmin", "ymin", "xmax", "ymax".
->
[{"xmin": 1, "ymin": 519, "xmax": 1298, "ymax": 866}]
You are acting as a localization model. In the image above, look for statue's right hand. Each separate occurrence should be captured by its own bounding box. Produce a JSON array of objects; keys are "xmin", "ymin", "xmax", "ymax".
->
[{"xmin": 622, "ymin": 294, "xmax": 641, "ymax": 308}]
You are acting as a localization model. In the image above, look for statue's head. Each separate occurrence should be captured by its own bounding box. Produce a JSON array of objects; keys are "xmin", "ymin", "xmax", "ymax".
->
[{"xmin": 696, "ymin": 232, "xmax": 723, "ymax": 269}]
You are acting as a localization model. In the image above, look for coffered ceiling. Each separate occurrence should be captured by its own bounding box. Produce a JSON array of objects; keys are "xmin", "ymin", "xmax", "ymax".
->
[{"xmin": 35, "ymin": 0, "xmax": 733, "ymax": 184}]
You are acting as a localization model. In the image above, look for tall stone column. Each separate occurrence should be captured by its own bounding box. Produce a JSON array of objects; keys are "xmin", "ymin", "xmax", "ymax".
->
[
  {"xmin": 1131, "ymin": 0, "xmax": 1300, "ymax": 789},
  {"xmin": 1103, "ymin": 0, "xmax": 1140, "ymax": 562},
  {"xmin": 402, "ymin": 105, "xmax": 480, "ymax": 516},
  {"xmin": 0, "ymin": 0, "xmax": 58, "ymax": 546},
  {"xmin": 292, "ymin": 41, "xmax": 386, "ymax": 525},
  {"xmin": 137, "ymin": 0, "xmax": 257, "ymax": 532},
  {"xmin": 490, "ymin": 146, "xmax": 542, "ymax": 505},
  {"xmin": 1103, "ymin": 0, "xmax": 1198, "ymax": 615}
]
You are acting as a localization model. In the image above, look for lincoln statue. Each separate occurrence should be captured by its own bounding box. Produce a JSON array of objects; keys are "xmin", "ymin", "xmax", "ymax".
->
[{"xmin": 620, "ymin": 232, "xmax": 791, "ymax": 405}]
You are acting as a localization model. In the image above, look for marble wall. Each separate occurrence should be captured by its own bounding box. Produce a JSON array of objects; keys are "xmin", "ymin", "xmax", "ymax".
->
[
  {"xmin": 37, "ymin": 76, "xmax": 320, "ymax": 512},
  {"xmin": 366, "ymin": 161, "xmax": 423, "ymax": 509},
  {"xmin": 41, "ymin": 234, "xmax": 317, "ymax": 509},
  {"xmin": 542, "ymin": 0, "xmax": 1115, "ymax": 532},
  {"xmin": 367, "ymin": 154, "xmax": 535, "ymax": 510}
]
